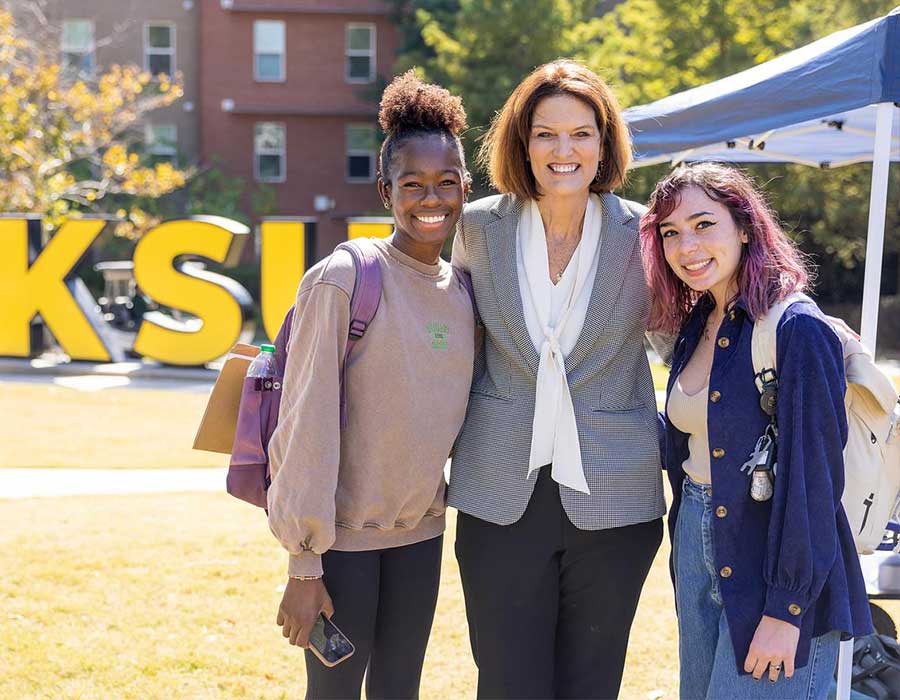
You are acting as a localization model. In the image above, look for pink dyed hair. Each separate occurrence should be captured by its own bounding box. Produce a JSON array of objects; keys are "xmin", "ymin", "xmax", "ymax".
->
[{"xmin": 639, "ymin": 163, "xmax": 812, "ymax": 334}]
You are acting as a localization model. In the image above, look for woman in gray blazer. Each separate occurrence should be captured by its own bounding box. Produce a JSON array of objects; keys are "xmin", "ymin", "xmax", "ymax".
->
[{"xmin": 450, "ymin": 59, "xmax": 665, "ymax": 699}]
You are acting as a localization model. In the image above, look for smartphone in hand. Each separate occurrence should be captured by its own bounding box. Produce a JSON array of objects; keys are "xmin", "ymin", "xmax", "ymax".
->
[{"xmin": 308, "ymin": 614, "xmax": 355, "ymax": 667}]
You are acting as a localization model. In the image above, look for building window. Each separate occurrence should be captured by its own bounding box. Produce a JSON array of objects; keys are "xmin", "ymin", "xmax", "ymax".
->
[
  {"xmin": 144, "ymin": 23, "xmax": 176, "ymax": 77},
  {"xmin": 255, "ymin": 122, "xmax": 286, "ymax": 182},
  {"xmin": 144, "ymin": 124, "xmax": 178, "ymax": 164},
  {"xmin": 345, "ymin": 24, "xmax": 375, "ymax": 83},
  {"xmin": 61, "ymin": 19, "xmax": 95, "ymax": 72},
  {"xmin": 254, "ymin": 20, "xmax": 285, "ymax": 82},
  {"xmin": 346, "ymin": 125, "xmax": 377, "ymax": 182}
]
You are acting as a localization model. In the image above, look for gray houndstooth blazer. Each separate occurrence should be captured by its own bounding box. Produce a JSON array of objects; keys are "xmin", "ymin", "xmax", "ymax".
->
[{"xmin": 448, "ymin": 192, "xmax": 667, "ymax": 529}]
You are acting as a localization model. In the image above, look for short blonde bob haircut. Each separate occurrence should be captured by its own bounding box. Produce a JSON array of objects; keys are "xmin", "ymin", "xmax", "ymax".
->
[{"xmin": 478, "ymin": 59, "xmax": 632, "ymax": 199}]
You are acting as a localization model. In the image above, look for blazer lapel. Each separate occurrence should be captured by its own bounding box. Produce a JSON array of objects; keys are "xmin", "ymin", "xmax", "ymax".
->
[
  {"xmin": 484, "ymin": 196, "xmax": 541, "ymax": 375},
  {"xmin": 565, "ymin": 193, "xmax": 638, "ymax": 373}
]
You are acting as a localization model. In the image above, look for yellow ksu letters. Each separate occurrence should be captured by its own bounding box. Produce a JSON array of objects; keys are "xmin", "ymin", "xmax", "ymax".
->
[
  {"xmin": 133, "ymin": 217, "xmax": 253, "ymax": 366},
  {"xmin": 260, "ymin": 219, "xmax": 309, "ymax": 340},
  {"xmin": 0, "ymin": 217, "xmax": 110, "ymax": 361}
]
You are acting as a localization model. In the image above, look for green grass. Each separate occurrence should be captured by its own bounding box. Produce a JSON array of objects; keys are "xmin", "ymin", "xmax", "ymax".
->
[
  {"xmin": 8, "ymin": 493, "xmax": 900, "ymax": 700},
  {"xmin": 0, "ymin": 382, "xmax": 225, "ymax": 469},
  {"xmin": 1, "ymin": 494, "xmax": 686, "ymax": 699},
  {"xmin": 4, "ymin": 368, "xmax": 899, "ymax": 699},
  {"xmin": 1, "ymin": 367, "xmax": 674, "ymax": 471}
]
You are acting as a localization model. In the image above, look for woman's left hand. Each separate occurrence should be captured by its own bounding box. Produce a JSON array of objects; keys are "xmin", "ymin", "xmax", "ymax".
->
[{"xmin": 743, "ymin": 615, "xmax": 800, "ymax": 682}]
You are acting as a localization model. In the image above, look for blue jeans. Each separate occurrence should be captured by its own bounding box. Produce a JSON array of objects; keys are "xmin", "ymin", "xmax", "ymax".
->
[{"xmin": 674, "ymin": 476, "xmax": 840, "ymax": 700}]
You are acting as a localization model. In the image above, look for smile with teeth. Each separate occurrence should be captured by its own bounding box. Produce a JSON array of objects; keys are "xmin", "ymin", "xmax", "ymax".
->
[
  {"xmin": 549, "ymin": 164, "xmax": 579, "ymax": 173},
  {"xmin": 683, "ymin": 258, "xmax": 713, "ymax": 272},
  {"xmin": 414, "ymin": 214, "xmax": 448, "ymax": 224}
]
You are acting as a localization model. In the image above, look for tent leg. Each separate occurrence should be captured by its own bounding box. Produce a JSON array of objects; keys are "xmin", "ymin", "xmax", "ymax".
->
[
  {"xmin": 860, "ymin": 102, "xmax": 895, "ymax": 350},
  {"xmin": 836, "ymin": 638, "xmax": 853, "ymax": 700}
]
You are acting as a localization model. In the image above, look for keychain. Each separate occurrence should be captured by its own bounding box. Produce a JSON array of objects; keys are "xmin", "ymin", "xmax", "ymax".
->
[
  {"xmin": 740, "ymin": 426, "xmax": 776, "ymax": 502},
  {"xmin": 742, "ymin": 370, "xmax": 779, "ymax": 502}
]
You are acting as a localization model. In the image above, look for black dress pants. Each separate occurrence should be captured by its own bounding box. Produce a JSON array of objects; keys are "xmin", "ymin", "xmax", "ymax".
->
[
  {"xmin": 455, "ymin": 468, "xmax": 662, "ymax": 700},
  {"xmin": 304, "ymin": 535, "xmax": 443, "ymax": 700}
]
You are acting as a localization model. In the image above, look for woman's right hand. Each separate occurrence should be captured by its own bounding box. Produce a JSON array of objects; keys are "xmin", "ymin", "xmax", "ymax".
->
[{"xmin": 276, "ymin": 577, "xmax": 335, "ymax": 648}]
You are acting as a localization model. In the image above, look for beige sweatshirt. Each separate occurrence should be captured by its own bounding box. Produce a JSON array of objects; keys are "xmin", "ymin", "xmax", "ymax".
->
[{"xmin": 267, "ymin": 236, "xmax": 474, "ymax": 577}]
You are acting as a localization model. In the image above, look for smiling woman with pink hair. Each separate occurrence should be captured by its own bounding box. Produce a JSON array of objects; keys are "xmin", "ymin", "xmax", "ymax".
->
[{"xmin": 641, "ymin": 162, "xmax": 872, "ymax": 699}]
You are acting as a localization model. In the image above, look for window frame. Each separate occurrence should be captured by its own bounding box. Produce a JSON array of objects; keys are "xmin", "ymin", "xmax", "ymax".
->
[
  {"xmin": 253, "ymin": 20, "xmax": 286, "ymax": 83},
  {"xmin": 254, "ymin": 122, "xmax": 287, "ymax": 184},
  {"xmin": 344, "ymin": 23, "xmax": 376, "ymax": 84},
  {"xmin": 61, "ymin": 18, "xmax": 96, "ymax": 72},
  {"xmin": 144, "ymin": 123, "xmax": 179, "ymax": 164},
  {"xmin": 143, "ymin": 22, "xmax": 177, "ymax": 77},
  {"xmin": 345, "ymin": 124, "xmax": 377, "ymax": 183}
]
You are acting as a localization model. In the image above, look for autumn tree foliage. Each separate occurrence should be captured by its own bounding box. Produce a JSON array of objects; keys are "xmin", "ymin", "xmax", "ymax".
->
[{"xmin": 0, "ymin": 9, "xmax": 189, "ymax": 239}]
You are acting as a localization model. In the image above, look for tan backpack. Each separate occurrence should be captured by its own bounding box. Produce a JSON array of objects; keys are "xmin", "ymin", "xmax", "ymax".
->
[{"xmin": 751, "ymin": 292, "xmax": 900, "ymax": 554}]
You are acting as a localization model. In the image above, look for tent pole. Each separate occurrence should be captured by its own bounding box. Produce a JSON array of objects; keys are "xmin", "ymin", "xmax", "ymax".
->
[
  {"xmin": 859, "ymin": 102, "xmax": 894, "ymax": 350},
  {"xmin": 839, "ymin": 101, "xmax": 896, "ymax": 700}
]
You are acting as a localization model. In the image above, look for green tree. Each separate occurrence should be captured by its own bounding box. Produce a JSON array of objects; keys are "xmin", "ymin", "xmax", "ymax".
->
[
  {"xmin": 585, "ymin": 0, "xmax": 899, "ymax": 302},
  {"xmin": 397, "ymin": 0, "xmax": 601, "ymax": 187}
]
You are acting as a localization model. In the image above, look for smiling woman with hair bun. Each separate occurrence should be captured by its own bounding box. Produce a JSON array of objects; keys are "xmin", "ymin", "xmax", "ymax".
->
[{"xmin": 266, "ymin": 70, "xmax": 475, "ymax": 700}]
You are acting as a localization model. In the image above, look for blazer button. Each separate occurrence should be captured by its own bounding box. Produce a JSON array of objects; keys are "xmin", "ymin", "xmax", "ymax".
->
[
  {"xmin": 710, "ymin": 390, "xmax": 721, "ymax": 403},
  {"xmin": 717, "ymin": 337, "xmax": 730, "ymax": 349},
  {"xmin": 712, "ymin": 447, "xmax": 725, "ymax": 458},
  {"xmin": 716, "ymin": 505, "xmax": 728, "ymax": 518},
  {"xmin": 720, "ymin": 566, "xmax": 733, "ymax": 578},
  {"xmin": 788, "ymin": 603, "xmax": 802, "ymax": 616}
]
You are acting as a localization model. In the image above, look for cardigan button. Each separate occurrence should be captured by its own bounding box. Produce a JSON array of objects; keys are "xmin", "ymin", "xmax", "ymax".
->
[
  {"xmin": 788, "ymin": 603, "xmax": 802, "ymax": 616},
  {"xmin": 715, "ymin": 505, "xmax": 728, "ymax": 518},
  {"xmin": 710, "ymin": 390, "xmax": 721, "ymax": 403},
  {"xmin": 712, "ymin": 447, "xmax": 725, "ymax": 458},
  {"xmin": 720, "ymin": 566, "xmax": 733, "ymax": 578},
  {"xmin": 717, "ymin": 337, "xmax": 730, "ymax": 349}
]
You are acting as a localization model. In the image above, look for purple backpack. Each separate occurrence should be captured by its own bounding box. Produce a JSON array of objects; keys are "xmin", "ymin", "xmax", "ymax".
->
[
  {"xmin": 227, "ymin": 240, "xmax": 383, "ymax": 509},
  {"xmin": 226, "ymin": 239, "xmax": 479, "ymax": 510}
]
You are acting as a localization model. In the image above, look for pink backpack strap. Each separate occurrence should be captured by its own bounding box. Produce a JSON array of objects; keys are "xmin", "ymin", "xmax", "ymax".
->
[{"xmin": 335, "ymin": 240, "xmax": 382, "ymax": 428}]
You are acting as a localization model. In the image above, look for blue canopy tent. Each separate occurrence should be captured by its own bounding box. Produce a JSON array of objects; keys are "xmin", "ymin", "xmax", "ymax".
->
[
  {"xmin": 624, "ymin": 9, "xmax": 899, "ymax": 698},
  {"xmin": 624, "ymin": 7, "xmax": 899, "ymax": 353}
]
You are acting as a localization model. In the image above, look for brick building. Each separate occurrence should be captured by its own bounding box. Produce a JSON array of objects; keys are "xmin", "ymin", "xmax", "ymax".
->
[
  {"xmin": 11, "ymin": 0, "xmax": 202, "ymax": 166},
  {"xmin": 199, "ymin": 0, "xmax": 399, "ymax": 259}
]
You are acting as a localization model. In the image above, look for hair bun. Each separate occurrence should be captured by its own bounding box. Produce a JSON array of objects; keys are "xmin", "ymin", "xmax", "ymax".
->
[{"xmin": 378, "ymin": 70, "xmax": 467, "ymax": 137}]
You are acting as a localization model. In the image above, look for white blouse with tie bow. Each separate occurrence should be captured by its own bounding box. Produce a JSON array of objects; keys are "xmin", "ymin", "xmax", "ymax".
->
[{"xmin": 516, "ymin": 193, "xmax": 603, "ymax": 495}]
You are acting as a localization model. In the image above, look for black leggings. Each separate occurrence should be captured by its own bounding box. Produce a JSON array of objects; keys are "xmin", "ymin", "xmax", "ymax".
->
[
  {"xmin": 456, "ymin": 467, "xmax": 662, "ymax": 700},
  {"xmin": 304, "ymin": 535, "xmax": 443, "ymax": 700}
]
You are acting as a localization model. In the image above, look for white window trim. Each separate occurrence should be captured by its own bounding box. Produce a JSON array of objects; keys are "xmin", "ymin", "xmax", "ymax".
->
[
  {"xmin": 254, "ymin": 122, "xmax": 287, "ymax": 183},
  {"xmin": 143, "ymin": 22, "xmax": 177, "ymax": 76},
  {"xmin": 346, "ymin": 124, "xmax": 376, "ymax": 183},
  {"xmin": 345, "ymin": 23, "xmax": 376, "ymax": 84},
  {"xmin": 253, "ymin": 20, "xmax": 286, "ymax": 83},
  {"xmin": 144, "ymin": 123, "xmax": 178, "ymax": 163},
  {"xmin": 61, "ymin": 19, "xmax": 95, "ymax": 71}
]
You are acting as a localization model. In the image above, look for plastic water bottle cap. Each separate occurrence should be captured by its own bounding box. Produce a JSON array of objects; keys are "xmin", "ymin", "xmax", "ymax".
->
[{"xmin": 260, "ymin": 344, "xmax": 276, "ymax": 353}]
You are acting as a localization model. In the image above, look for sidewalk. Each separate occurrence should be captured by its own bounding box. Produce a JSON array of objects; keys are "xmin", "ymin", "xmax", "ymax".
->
[{"xmin": 0, "ymin": 468, "xmax": 227, "ymax": 500}]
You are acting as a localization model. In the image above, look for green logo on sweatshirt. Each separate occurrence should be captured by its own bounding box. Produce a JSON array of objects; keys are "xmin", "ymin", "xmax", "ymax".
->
[{"xmin": 427, "ymin": 322, "xmax": 449, "ymax": 350}]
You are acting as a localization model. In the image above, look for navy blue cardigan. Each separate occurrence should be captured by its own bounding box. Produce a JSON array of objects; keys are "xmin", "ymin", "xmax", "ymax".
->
[{"xmin": 663, "ymin": 295, "xmax": 873, "ymax": 672}]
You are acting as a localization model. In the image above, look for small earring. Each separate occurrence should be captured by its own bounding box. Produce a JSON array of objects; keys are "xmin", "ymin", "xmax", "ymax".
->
[
  {"xmin": 382, "ymin": 201, "xmax": 390, "ymax": 210},
  {"xmin": 593, "ymin": 163, "xmax": 603, "ymax": 183}
]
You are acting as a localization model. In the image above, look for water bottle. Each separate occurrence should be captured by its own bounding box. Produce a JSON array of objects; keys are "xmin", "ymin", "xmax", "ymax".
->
[{"xmin": 247, "ymin": 343, "xmax": 279, "ymax": 390}]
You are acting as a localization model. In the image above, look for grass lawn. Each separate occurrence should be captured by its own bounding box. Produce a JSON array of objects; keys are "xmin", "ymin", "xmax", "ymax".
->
[
  {"xmin": 0, "ymin": 382, "xmax": 226, "ymax": 469},
  {"xmin": 1, "ymin": 494, "xmax": 681, "ymax": 700},
  {"xmin": 0, "ymin": 365, "xmax": 675, "ymax": 471}
]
